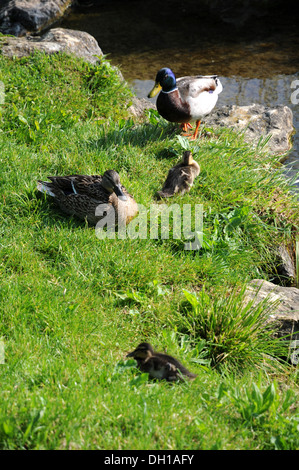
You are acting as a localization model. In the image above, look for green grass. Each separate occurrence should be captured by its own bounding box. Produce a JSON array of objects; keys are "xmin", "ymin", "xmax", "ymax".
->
[{"xmin": 0, "ymin": 50, "xmax": 298, "ymax": 450}]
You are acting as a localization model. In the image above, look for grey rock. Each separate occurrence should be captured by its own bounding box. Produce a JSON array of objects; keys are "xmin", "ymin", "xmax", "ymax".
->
[
  {"xmin": 134, "ymin": 100, "xmax": 294, "ymax": 154},
  {"xmin": 276, "ymin": 244, "xmax": 296, "ymax": 285},
  {"xmin": 0, "ymin": 0, "xmax": 73, "ymax": 36},
  {"xmin": 205, "ymin": 104, "xmax": 294, "ymax": 156},
  {"xmin": 244, "ymin": 279, "xmax": 299, "ymax": 363},
  {"xmin": 128, "ymin": 97, "xmax": 154, "ymax": 119},
  {"xmin": 244, "ymin": 279, "xmax": 299, "ymax": 325},
  {"xmin": 0, "ymin": 27, "xmax": 103, "ymax": 64}
]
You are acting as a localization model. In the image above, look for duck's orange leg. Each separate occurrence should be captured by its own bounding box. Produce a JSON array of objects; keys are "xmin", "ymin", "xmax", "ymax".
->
[
  {"xmin": 180, "ymin": 122, "xmax": 193, "ymax": 133},
  {"xmin": 182, "ymin": 120, "xmax": 201, "ymax": 139},
  {"xmin": 190, "ymin": 120, "xmax": 201, "ymax": 140}
]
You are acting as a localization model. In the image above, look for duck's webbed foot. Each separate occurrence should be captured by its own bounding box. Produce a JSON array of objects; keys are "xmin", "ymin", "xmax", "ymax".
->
[{"xmin": 180, "ymin": 122, "xmax": 193, "ymax": 134}]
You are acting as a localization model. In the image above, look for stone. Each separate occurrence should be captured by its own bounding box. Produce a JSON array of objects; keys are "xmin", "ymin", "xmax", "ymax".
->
[
  {"xmin": 244, "ymin": 279, "xmax": 299, "ymax": 363},
  {"xmin": 276, "ymin": 244, "xmax": 297, "ymax": 285},
  {"xmin": 134, "ymin": 99, "xmax": 294, "ymax": 156},
  {"xmin": 128, "ymin": 97, "xmax": 154, "ymax": 119},
  {"xmin": 0, "ymin": 0, "xmax": 73, "ymax": 36},
  {"xmin": 204, "ymin": 104, "xmax": 294, "ymax": 157},
  {"xmin": 0, "ymin": 27, "xmax": 103, "ymax": 64}
]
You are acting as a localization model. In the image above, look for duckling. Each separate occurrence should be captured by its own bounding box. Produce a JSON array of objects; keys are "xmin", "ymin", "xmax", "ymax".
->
[
  {"xmin": 156, "ymin": 151, "xmax": 200, "ymax": 199},
  {"xmin": 148, "ymin": 67, "xmax": 222, "ymax": 139},
  {"xmin": 126, "ymin": 342, "xmax": 197, "ymax": 381},
  {"xmin": 37, "ymin": 169, "xmax": 138, "ymax": 226}
]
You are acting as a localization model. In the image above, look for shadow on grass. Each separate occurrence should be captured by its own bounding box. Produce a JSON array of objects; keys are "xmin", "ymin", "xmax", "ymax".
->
[{"xmin": 84, "ymin": 119, "xmax": 178, "ymax": 151}]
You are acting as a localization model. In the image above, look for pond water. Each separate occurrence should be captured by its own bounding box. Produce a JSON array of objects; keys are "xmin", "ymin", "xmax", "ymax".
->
[{"xmin": 60, "ymin": 0, "xmax": 299, "ymax": 185}]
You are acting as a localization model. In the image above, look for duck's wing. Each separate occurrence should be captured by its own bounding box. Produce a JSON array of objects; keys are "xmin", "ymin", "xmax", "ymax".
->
[
  {"xmin": 37, "ymin": 175, "xmax": 110, "ymax": 202},
  {"xmin": 156, "ymin": 352, "xmax": 197, "ymax": 379},
  {"xmin": 38, "ymin": 174, "xmax": 111, "ymax": 208},
  {"xmin": 45, "ymin": 174, "xmax": 106, "ymax": 199},
  {"xmin": 142, "ymin": 356, "xmax": 178, "ymax": 381},
  {"xmin": 177, "ymin": 75, "xmax": 221, "ymax": 100}
]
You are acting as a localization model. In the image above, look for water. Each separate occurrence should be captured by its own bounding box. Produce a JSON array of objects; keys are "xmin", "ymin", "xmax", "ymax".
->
[{"xmin": 60, "ymin": 0, "xmax": 299, "ymax": 183}]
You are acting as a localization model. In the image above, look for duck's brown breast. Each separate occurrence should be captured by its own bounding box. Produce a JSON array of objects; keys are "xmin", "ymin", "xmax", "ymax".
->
[{"xmin": 157, "ymin": 90, "xmax": 191, "ymax": 123}]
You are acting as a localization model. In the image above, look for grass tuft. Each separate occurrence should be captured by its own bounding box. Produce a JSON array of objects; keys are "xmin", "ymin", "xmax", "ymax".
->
[{"xmin": 177, "ymin": 285, "xmax": 289, "ymax": 371}]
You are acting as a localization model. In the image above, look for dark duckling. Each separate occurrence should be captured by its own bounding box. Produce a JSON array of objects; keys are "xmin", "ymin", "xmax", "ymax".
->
[{"xmin": 126, "ymin": 342, "xmax": 197, "ymax": 382}]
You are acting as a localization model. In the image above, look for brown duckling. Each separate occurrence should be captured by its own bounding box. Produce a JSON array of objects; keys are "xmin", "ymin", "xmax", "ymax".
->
[
  {"xmin": 37, "ymin": 169, "xmax": 138, "ymax": 226},
  {"xmin": 126, "ymin": 342, "xmax": 197, "ymax": 382},
  {"xmin": 156, "ymin": 151, "xmax": 200, "ymax": 199}
]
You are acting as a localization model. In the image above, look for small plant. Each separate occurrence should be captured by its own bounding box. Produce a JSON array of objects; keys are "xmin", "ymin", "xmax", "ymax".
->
[
  {"xmin": 177, "ymin": 284, "xmax": 289, "ymax": 371},
  {"xmin": 225, "ymin": 381, "xmax": 279, "ymax": 423},
  {"xmin": 220, "ymin": 378, "xmax": 297, "ymax": 429}
]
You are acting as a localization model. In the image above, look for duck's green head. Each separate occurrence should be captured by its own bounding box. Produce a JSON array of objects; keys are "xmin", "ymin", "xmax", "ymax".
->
[
  {"xmin": 148, "ymin": 68, "xmax": 176, "ymax": 97},
  {"xmin": 102, "ymin": 170, "xmax": 127, "ymax": 201}
]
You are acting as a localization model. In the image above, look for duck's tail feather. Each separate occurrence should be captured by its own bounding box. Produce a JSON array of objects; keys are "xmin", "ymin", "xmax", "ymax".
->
[
  {"xmin": 156, "ymin": 190, "xmax": 173, "ymax": 200},
  {"xmin": 37, "ymin": 181, "xmax": 56, "ymax": 197},
  {"xmin": 215, "ymin": 78, "xmax": 223, "ymax": 94}
]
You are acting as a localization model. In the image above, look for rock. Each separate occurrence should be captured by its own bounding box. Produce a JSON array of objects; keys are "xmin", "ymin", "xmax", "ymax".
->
[
  {"xmin": 128, "ymin": 97, "xmax": 154, "ymax": 119},
  {"xmin": 204, "ymin": 104, "xmax": 294, "ymax": 156},
  {"xmin": 276, "ymin": 244, "xmax": 297, "ymax": 285},
  {"xmin": 0, "ymin": 0, "xmax": 73, "ymax": 36},
  {"xmin": 137, "ymin": 100, "xmax": 294, "ymax": 155},
  {"xmin": 0, "ymin": 27, "xmax": 103, "ymax": 64},
  {"xmin": 244, "ymin": 279, "xmax": 299, "ymax": 363}
]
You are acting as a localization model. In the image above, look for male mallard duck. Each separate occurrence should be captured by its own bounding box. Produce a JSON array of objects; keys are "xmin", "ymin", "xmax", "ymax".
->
[
  {"xmin": 156, "ymin": 150, "xmax": 200, "ymax": 199},
  {"xmin": 148, "ymin": 67, "xmax": 222, "ymax": 139},
  {"xmin": 37, "ymin": 169, "xmax": 138, "ymax": 226},
  {"xmin": 126, "ymin": 342, "xmax": 197, "ymax": 381}
]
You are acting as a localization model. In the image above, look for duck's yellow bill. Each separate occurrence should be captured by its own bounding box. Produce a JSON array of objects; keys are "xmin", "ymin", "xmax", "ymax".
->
[{"xmin": 147, "ymin": 82, "xmax": 162, "ymax": 98}]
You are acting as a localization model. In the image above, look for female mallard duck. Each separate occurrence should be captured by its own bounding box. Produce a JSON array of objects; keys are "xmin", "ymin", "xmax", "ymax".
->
[
  {"xmin": 156, "ymin": 150, "xmax": 200, "ymax": 199},
  {"xmin": 126, "ymin": 342, "xmax": 197, "ymax": 381},
  {"xmin": 37, "ymin": 169, "xmax": 138, "ymax": 226},
  {"xmin": 148, "ymin": 67, "xmax": 222, "ymax": 139}
]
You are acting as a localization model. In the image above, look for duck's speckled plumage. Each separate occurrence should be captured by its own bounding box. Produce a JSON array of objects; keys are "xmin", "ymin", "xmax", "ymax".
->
[
  {"xmin": 37, "ymin": 169, "xmax": 138, "ymax": 226},
  {"xmin": 156, "ymin": 151, "xmax": 200, "ymax": 199},
  {"xmin": 126, "ymin": 342, "xmax": 197, "ymax": 382}
]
